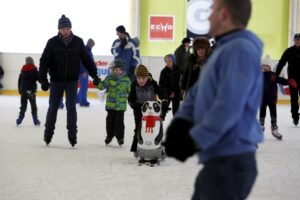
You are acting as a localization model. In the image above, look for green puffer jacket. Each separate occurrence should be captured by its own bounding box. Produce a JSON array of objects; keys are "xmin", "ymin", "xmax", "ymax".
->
[{"xmin": 96, "ymin": 73, "xmax": 131, "ymax": 111}]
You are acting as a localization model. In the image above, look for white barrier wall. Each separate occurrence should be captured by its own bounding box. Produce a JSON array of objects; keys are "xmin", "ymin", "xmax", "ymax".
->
[
  {"xmin": 0, "ymin": 52, "xmax": 290, "ymax": 101},
  {"xmin": 0, "ymin": 52, "xmax": 165, "ymax": 91}
]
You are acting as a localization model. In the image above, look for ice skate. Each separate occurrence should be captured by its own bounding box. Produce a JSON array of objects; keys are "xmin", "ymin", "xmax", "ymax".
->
[
  {"xmin": 105, "ymin": 136, "xmax": 113, "ymax": 145},
  {"xmin": 118, "ymin": 138, "xmax": 124, "ymax": 147},
  {"xmin": 16, "ymin": 115, "xmax": 24, "ymax": 126},
  {"xmin": 44, "ymin": 131, "xmax": 53, "ymax": 146},
  {"xmin": 133, "ymin": 152, "xmax": 139, "ymax": 159},
  {"xmin": 32, "ymin": 115, "xmax": 40, "ymax": 126},
  {"xmin": 68, "ymin": 136, "xmax": 77, "ymax": 147},
  {"xmin": 271, "ymin": 126, "xmax": 282, "ymax": 140}
]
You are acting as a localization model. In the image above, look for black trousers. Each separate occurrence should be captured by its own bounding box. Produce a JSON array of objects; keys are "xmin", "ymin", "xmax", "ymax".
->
[
  {"xmin": 19, "ymin": 91, "xmax": 37, "ymax": 116},
  {"xmin": 130, "ymin": 107, "xmax": 142, "ymax": 152},
  {"xmin": 289, "ymin": 84, "xmax": 300, "ymax": 120},
  {"xmin": 45, "ymin": 82, "xmax": 77, "ymax": 138},
  {"xmin": 106, "ymin": 110, "xmax": 125, "ymax": 140},
  {"xmin": 259, "ymin": 102, "xmax": 277, "ymax": 127}
]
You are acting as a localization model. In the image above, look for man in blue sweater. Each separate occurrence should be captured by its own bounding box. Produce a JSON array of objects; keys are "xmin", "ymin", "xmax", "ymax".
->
[{"xmin": 164, "ymin": 0, "xmax": 263, "ymax": 199}]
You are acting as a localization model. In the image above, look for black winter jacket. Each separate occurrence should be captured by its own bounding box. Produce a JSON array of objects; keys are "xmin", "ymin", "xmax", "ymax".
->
[
  {"xmin": 262, "ymin": 71, "xmax": 288, "ymax": 104},
  {"xmin": 159, "ymin": 65, "xmax": 181, "ymax": 100},
  {"xmin": 39, "ymin": 34, "xmax": 98, "ymax": 83},
  {"xmin": 181, "ymin": 54, "xmax": 206, "ymax": 92},
  {"xmin": 276, "ymin": 45, "xmax": 300, "ymax": 80},
  {"xmin": 18, "ymin": 64, "xmax": 40, "ymax": 93}
]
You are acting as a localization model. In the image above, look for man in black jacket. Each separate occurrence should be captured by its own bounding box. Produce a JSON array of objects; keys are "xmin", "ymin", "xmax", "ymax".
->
[
  {"xmin": 39, "ymin": 15, "xmax": 99, "ymax": 147},
  {"xmin": 276, "ymin": 33, "xmax": 300, "ymax": 126}
]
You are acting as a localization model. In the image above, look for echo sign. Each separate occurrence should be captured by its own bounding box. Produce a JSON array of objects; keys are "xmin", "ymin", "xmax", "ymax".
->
[{"xmin": 149, "ymin": 16, "xmax": 174, "ymax": 41}]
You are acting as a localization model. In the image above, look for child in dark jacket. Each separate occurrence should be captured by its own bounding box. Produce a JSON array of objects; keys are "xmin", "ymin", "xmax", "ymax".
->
[
  {"xmin": 159, "ymin": 54, "xmax": 182, "ymax": 120},
  {"xmin": 16, "ymin": 57, "xmax": 41, "ymax": 126},
  {"xmin": 128, "ymin": 64, "xmax": 167, "ymax": 157},
  {"xmin": 259, "ymin": 55, "xmax": 297, "ymax": 140}
]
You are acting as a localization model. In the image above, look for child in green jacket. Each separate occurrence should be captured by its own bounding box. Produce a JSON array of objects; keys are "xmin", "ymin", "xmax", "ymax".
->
[{"xmin": 94, "ymin": 59, "xmax": 131, "ymax": 146}]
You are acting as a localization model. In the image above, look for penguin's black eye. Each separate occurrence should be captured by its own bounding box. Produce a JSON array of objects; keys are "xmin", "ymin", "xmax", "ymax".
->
[
  {"xmin": 153, "ymin": 102, "xmax": 160, "ymax": 113},
  {"xmin": 142, "ymin": 102, "xmax": 149, "ymax": 113}
]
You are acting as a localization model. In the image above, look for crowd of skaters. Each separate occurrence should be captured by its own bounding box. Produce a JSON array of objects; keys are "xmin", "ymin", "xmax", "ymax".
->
[{"xmin": 12, "ymin": 0, "xmax": 300, "ymax": 198}]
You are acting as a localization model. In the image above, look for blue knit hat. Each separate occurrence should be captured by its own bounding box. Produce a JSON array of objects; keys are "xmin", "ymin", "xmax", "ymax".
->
[{"xmin": 58, "ymin": 14, "xmax": 72, "ymax": 29}]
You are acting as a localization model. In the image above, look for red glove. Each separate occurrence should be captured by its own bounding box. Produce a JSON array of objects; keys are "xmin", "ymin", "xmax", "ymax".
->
[{"xmin": 288, "ymin": 79, "xmax": 297, "ymax": 89}]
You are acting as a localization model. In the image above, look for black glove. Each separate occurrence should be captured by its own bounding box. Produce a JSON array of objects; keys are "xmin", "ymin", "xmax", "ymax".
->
[
  {"xmin": 163, "ymin": 118, "xmax": 198, "ymax": 162},
  {"xmin": 119, "ymin": 38, "xmax": 128, "ymax": 48},
  {"xmin": 93, "ymin": 77, "xmax": 100, "ymax": 87},
  {"xmin": 41, "ymin": 81, "xmax": 50, "ymax": 91}
]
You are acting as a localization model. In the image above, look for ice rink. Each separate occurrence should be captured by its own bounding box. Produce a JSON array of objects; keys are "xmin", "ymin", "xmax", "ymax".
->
[{"xmin": 0, "ymin": 95, "xmax": 300, "ymax": 200}]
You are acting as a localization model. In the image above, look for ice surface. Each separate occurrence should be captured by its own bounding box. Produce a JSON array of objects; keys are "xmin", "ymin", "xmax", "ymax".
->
[{"xmin": 0, "ymin": 95, "xmax": 299, "ymax": 200}]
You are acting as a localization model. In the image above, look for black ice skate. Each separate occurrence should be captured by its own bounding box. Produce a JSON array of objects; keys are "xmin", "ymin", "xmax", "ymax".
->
[
  {"xmin": 44, "ymin": 131, "xmax": 53, "ymax": 146},
  {"xmin": 271, "ymin": 126, "xmax": 282, "ymax": 140},
  {"xmin": 105, "ymin": 136, "xmax": 113, "ymax": 145},
  {"xmin": 117, "ymin": 138, "xmax": 124, "ymax": 147},
  {"xmin": 68, "ymin": 136, "xmax": 77, "ymax": 147},
  {"xmin": 16, "ymin": 115, "xmax": 24, "ymax": 126},
  {"xmin": 32, "ymin": 115, "xmax": 40, "ymax": 126}
]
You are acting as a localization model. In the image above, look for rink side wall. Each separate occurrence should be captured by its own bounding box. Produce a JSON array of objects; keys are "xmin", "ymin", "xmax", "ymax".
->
[{"xmin": 0, "ymin": 52, "xmax": 290, "ymax": 104}]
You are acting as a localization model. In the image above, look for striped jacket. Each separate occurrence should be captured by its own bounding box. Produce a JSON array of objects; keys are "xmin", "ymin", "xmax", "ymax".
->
[{"xmin": 96, "ymin": 73, "xmax": 131, "ymax": 111}]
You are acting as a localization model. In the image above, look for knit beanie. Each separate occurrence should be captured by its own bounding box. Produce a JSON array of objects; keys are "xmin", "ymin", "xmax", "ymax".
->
[
  {"xmin": 135, "ymin": 65, "xmax": 150, "ymax": 77},
  {"xmin": 25, "ymin": 57, "xmax": 34, "ymax": 64},
  {"xmin": 116, "ymin": 25, "xmax": 126, "ymax": 34},
  {"xmin": 262, "ymin": 55, "xmax": 272, "ymax": 67},
  {"xmin": 86, "ymin": 38, "xmax": 95, "ymax": 48},
  {"xmin": 113, "ymin": 59, "xmax": 127, "ymax": 71},
  {"xmin": 294, "ymin": 33, "xmax": 300, "ymax": 39},
  {"xmin": 58, "ymin": 14, "xmax": 72, "ymax": 29}
]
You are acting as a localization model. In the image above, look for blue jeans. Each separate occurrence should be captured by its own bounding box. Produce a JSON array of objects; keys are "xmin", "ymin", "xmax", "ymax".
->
[
  {"xmin": 77, "ymin": 72, "xmax": 89, "ymax": 104},
  {"xmin": 192, "ymin": 153, "xmax": 257, "ymax": 200},
  {"xmin": 45, "ymin": 81, "xmax": 78, "ymax": 137}
]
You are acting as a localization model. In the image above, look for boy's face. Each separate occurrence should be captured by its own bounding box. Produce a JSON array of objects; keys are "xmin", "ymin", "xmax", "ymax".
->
[
  {"xmin": 262, "ymin": 64, "xmax": 271, "ymax": 72},
  {"xmin": 136, "ymin": 76, "xmax": 149, "ymax": 87},
  {"xmin": 164, "ymin": 57, "xmax": 173, "ymax": 68},
  {"xmin": 113, "ymin": 67, "xmax": 124, "ymax": 76}
]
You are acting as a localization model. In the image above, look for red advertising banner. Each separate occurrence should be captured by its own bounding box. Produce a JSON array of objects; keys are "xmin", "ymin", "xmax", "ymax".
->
[{"xmin": 149, "ymin": 15, "xmax": 174, "ymax": 41}]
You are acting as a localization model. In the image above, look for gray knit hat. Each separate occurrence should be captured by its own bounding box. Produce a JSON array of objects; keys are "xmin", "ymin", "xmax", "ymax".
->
[
  {"xmin": 113, "ymin": 59, "xmax": 127, "ymax": 71},
  {"xmin": 25, "ymin": 57, "xmax": 34, "ymax": 64},
  {"xmin": 58, "ymin": 14, "xmax": 72, "ymax": 29}
]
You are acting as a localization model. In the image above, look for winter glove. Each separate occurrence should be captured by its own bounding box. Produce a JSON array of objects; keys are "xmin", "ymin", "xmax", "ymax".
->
[
  {"xmin": 163, "ymin": 118, "xmax": 198, "ymax": 162},
  {"xmin": 288, "ymin": 79, "xmax": 297, "ymax": 89},
  {"xmin": 93, "ymin": 77, "xmax": 100, "ymax": 87},
  {"xmin": 119, "ymin": 38, "xmax": 128, "ymax": 48},
  {"xmin": 41, "ymin": 80, "xmax": 50, "ymax": 91}
]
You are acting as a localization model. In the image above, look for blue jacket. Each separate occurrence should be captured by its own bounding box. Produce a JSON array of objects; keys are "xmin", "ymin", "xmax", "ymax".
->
[
  {"xmin": 176, "ymin": 30, "xmax": 263, "ymax": 163},
  {"xmin": 111, "ymin": 38, "xmax": 141, "ymax": 76},
  {"xmin": 80, "ymin": 46, "xmax": 95, "ymax": 74}
]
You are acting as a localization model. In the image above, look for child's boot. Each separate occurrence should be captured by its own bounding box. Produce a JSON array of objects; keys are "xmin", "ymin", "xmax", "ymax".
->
[
  {"xmin": 32, "ymin": 115, "xmax": 41, "ymax": 126},
  {"xmin": 271, "ymin": 126, "xmax": 282, "ymax": 140},
  {"xmin": 16, "ymin": 115, "xmax": 24, "ymax": 125}
]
